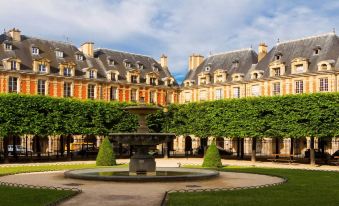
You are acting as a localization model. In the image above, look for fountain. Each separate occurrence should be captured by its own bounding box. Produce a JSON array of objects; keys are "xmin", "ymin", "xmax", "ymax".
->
[{"xmin": 64, "ymin": 103, "xmax": 219, "ymax": 181}]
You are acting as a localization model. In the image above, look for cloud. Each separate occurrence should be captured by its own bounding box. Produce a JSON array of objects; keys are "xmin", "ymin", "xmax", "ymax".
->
[{"xmin": 0, "ymin": 0, "xmax": 338, "ymax": 83}]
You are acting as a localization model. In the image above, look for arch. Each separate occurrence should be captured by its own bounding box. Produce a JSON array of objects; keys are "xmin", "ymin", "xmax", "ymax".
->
[
  {"xmin": 185, "ymin": 136, "xmax": 193, "ymax": 155},
  {"xmin": 216, "ymin": 137, "xmax": 224, "ymax": 149}
]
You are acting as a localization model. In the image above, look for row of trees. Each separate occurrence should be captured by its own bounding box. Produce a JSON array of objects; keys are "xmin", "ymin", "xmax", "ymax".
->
[
  {"xmin": 153, "ymin": 93, "xmax": 339, "ymax": 165},
  {"xmin": 0, "ymin": 94, "xmax": 138, "ymax": 161}
]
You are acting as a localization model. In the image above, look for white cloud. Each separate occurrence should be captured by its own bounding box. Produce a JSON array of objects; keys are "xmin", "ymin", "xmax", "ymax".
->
[{"xmin": 0, "ymin": 0, "xmax": 338, "ymax": 82}]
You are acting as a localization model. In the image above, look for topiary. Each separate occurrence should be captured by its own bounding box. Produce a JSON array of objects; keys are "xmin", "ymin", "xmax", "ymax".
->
[
  {"xmin": 96, "ymin": 137, "xmax": 116, "ymax": 166},
  {"xmin": 202, "ymin": 141, "xmax": 222, "ymax": 168}
]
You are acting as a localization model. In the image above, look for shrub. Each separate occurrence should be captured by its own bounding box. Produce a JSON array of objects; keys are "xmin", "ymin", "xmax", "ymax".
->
[
  {"xmin": 96, "ymin": 137, "xmax": 116, "ymax": 166},
  {"xmin": 202, "ymin": 141, "xmax": 222, "ymax": 168}
]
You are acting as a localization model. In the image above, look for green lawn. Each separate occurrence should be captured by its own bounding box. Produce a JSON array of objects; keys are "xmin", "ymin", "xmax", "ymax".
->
[
  {"xmin": 0, "ymin": 163, "xmax": 123, "ymax": 206},
  {"xmin": 168, "ymin": 167, "xmax": 339, "ymax": 206}
]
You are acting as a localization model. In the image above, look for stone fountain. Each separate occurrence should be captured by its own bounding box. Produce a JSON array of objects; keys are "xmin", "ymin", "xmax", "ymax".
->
[
  {"xmin": 64, "ymin": 103, "xmax": 219, "ymax": 182},
  {"xmin": 109, "ymin": 104, "xmax": 175, "ymax": 175}
]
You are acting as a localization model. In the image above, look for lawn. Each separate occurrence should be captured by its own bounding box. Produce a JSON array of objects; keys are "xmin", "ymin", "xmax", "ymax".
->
[
  {"xmin": 0, "ymin": 163, "xmax": 121, "ymax": 206},
  {"xmin": 168, "ymin": 167, "xmax": 339, "ymax": 206}
]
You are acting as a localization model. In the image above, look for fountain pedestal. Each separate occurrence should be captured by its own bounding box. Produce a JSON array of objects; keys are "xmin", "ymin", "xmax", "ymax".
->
[{"xmin": 129, "ymin": 146, "xmax": 156, "ymax": 175}]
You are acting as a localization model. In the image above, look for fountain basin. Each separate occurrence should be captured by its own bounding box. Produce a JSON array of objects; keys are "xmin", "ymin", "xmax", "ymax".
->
[
  {"xmin": 109, "ymin": 133, "xmax": 175, "ymax": 145},
  {"xmin": 64, "ymin": 167, "xmax": 219, "ymax": 182}
]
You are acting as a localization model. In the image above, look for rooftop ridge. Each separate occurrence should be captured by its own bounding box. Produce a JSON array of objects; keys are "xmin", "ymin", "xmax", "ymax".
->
[
  {"xmin": 277, "ymin": 32, "xmax": 336, "ymax": 45},
  {"xmin": 208, "ymin": 48, "xmax": 253, "ymax": 57},
  {"xmin": 95, "ymin": 48, "xmax": 153, "ymax": 59},
  {"xmin": 23, "ymin": 35, "xmax": 77, "ymax": 48}
]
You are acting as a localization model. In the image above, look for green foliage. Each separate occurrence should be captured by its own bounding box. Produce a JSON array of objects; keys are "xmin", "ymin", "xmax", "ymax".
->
[
  {"xmin": 96, "ymin": 137, "xmax": 116, "ymax": 166},
  {"xmin": 202, "ymin": 141, "xmax": 222, "ymax": 168}
]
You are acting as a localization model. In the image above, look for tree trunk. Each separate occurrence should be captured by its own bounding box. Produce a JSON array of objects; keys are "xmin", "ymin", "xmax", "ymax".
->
[
  {"xmin": 240, "ymin": 138, "xmax": 244, "ymax": 159},
  {"xmin": 25, "ymin": 135, "xmax": 28, "ymax": 157},
  {"xmin": 36, "ymin": 136, "xmax": 41, "ymax": 158},
  {"xmin": 60, "ymin": 135, "xmax": 64, "ymax": 157},
  {"xmin": 3, "ymin": 136, "xmax": 9, "ymax": 163},
  {"xmin": 13, "ymin": 135, "xmax": 17, "ymax": 160},
  {"xmin": 275, "ymin": 137, "xmax": 280, "ymax": 158},
  {"xmin": 237, "ymin": 137, "xmax": 240, "ymax": 158},
  {"xmin": 310, "ymin": 137, "xmax": 315, "ymax": 166},
  {"xmin": 290, "ymin": 138, "xmax": 294, "ymax": 160},
  {"xmin": 251, "ymin": 137, "xmax": 256, "ymax": 163},
  {"xmin": 66, "ymin": 135, "xmax": 71, "ymax": 161}
]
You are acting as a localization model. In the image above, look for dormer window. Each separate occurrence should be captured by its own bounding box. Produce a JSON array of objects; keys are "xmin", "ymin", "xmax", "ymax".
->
[
  {"xmin": 137, "ymin": 63, "xmax": 144, "ymax": 70},
  {"xmin": 275, "ymin": 55, "xmax": 281, "ymax": 60},
  {"xmin": 108, "ymin": 59, "xmax": 115, "ymax": 66},
  {"xmin": 150, "ymin": 77, "xmax": 157, "ymax": 85},
  {"xmin": 153, "ymin": 66, "xmax": 159, "ymax": 72},
  {"xmin": 205, "ymin": 66, "xmax": 211, "ymax": 72},
  {"xmin": 313, "ymin": 46, "xmax": 321, "ymax": 55},
  {"xmin": 4, "ymin": 43, "xmax": 12, "ymax": 51},
  {"xmin": 56, "ymin": 50, "xmax": 64, "ymax": 58},
  {"xmin": 275, "ymin": 52, "xmax": 283, "ymax": 61},
  {"xmin": 124, "ymin": 60, "xmax": 132, "ymax": 68},
  {"xmin": 232, "ymin": 73, "xmax": 244, "ymax": 81},
  {"xmin": 64, "ymin": 67, "xmax": 72, "ymax": 77},
  {"xmin": 295, "ymin": 64, "xmax": 304, "ymax": 73},
  {"xmin": 273, "ymin": 68, "xmax": 280, "ymax": 76},
  {"xmin": 76, "ymin": 54, "xmax": 84, "ymax": 61},
  {"xmin": 131, "ymin": 75, "xmax": 138, "ymax": 83},
  {"xmin": 89, "ymin": 70, "xmax": 95, "ymax": 79},
  {"xmin": 38, "ymin": 64, "xmax": 47, "ymax": 73},
  {"xmin": 32, "ymin": 47, "xmax": 39, "ymax": 55},
  {"xmin": 252, "ymin": 73, "xmax": 258, "ymax": 79},
  {"xmin": 10, "ymin": 60, "xmax": 17, "ymax": 70},
  {"xmin": 111, "ymin": 73, "xmax": 116, "ymax": 81},
  {"xmin": 232, "ymin": 59, "xmax": 239, "ymax": 68}
]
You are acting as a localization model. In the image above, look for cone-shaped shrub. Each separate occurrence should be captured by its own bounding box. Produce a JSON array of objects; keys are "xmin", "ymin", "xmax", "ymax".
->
[
  {"xmin": 202, "ymin": 141, "xmax": 222, "ymax": 168},
  {"xmin": 96, "ymin": 137, "xmax": 116, "ymax": 166}
]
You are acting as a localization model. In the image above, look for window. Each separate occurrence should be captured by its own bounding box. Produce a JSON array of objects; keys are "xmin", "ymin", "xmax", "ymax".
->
[
  {"xmin": 137, "ymin": 63, "xmax": 144, "ymax": 70},
  {"xmin": 252, "ymin": 73, "xmax": 258, "ymax": 79},
  {"xmin": 56, "ymin": 51, "xmax": 63, "ymax": 58},
  {"xmin": 111, "ymin": 73, "xmax": 116, "ymax": 81},
  {"xmin": 314, "ymin": 49, "xmax": 320, "ymax": 55},
  {"xmin": 39, "ymin": 64, "xmax": 46, "ymax": 73},
  {"xmin": 166, "ymin": 92, "xmax": 172, "ymax": 104},
  {"xmin": 205, "ymin": 66, "xmax": 210, "ymax": 72},
  {"xmin": 89, "ymin": 70, "xmax": 95, "ymax": 79},
  {"xmin": 124, "ymin": 62, "xmax": 131, "ymax": 68},
  {"xmin": 272, "ymin": 82, "xmax": 280, "ymax": 95},
  {"xmin": 110, "ymin": 87, "xmax": 117, "ymax": 101},
  {"xmin": 149, "ymin": 91, "xmax": 156, "ymax": 104},
  {"xmin": 108, "ymin": 59, "xmax": 115, "ymax": 66},
  {"xmin": 87, "ymin": 84, "xmax": 95, "ymax": 99},
  {"xmin": 320, "ymin": 64, "xmax": 327, "ymax": 71},
  {"xmin": 64, "ymin": 67, "xmax": 72, "ymax": 76},
  {"xmin": 76, "ymin": 54, "xmax": 84, "ymax": 61},
  {"xmin": 10, "ymin": 61, "xmax": 17, "ymax": 70},
  {"xmin": 251, "ymin": 85, "xmax": 260, "ymax": 97},
  {"xmin": 153, "ymin": 66, "xmax": 158, "ymax": 72},
  {"xmin": 32, "ymin": 47, "xmax": 39, "ymax": 55},
  {"xmin": 8, "ymin": 77, "xmax": 18, "ymax": 93},
  {"xmin": 215, "ymin": 88, "xmax": 223, "ymax": 100},
  {"xmin": 295, "ymin": 65, "xmax": 304, "ymax": 73},
  {"xmin": 199, "ymin": 90, "xmax": 207, "ymax": 101},
  {"xmin": 319, "ymin": 78, "xmax": 328, "ymax": 92},
  {"xmin": 185, "ymin": 92, "xmax": 191, "ymax": 103},
  {"xmin": 4, "ymin": 43, "xmax": 12, "ymax": 51},
  {"xmin": 64, "ymin": 82, "xmax": 72, "ymax": 97},
  {"xmin": 131, "ymin": 75, "xmax": 138, "ymax": 83},
  {"xmin": 37, "ymin": 80, "xmax": 46, "ymax": 95},
  {"xmin": 275, "ymin": 55, "xmax": 281, "ymax": 60},
  {"xmin": 150, "ymin": 77, "xmax": 157, "ymax": 85},
  {"xmin": 295, "ymin": 80, "xmax": 303, "ymax": 94},
  {"xmin": 233, "ymin": 87, "xmax": 240, "ymax": 98},
  {"xmin": 273, "ymin": 68, "xmax": 280, "ymax": 76},
  {"xmin": 131, "ymin": 89, "xmax": 137, "ymax": 102}
]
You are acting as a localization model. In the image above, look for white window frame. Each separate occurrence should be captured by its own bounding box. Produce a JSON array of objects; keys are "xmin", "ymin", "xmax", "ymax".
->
[
  {"xmin": 10, "ymin": 61, "xmax": 17, "ymax": 70},
  {"xmin": 64, "ymin": 82, "xmax": 72, "ymax": 97},
  {"xmin": 110, "ymin": 87, "xmax": 117, "ymax": 101},
  {"xmin": 37, "ymin": 79, "xmax": 46, "ymax": 96},
  {"xmin": 32, "ymin": 47, "xmax": 39, "ymax": 55},
  {"xmin": 87, "ymin": 84, "xmax": 96, "ymax": 99},
  {"xmin": 8, "ymin": 76, "xmax": 18, "ymax": 93},
  {"xmin": 295, "ymin": 80, "xmax": 303, "ymax": 94},
  {"xmin": 233, "ymin": 87, "xmax": 240, "ymax": 98},
  {"xmin": 199, "ymin": 90, "xmax": 208, "ymax": 101},
  {"xmin": 272, "ymin": 82, "xmax": 281, "ymax": 95},
  {"xmin": 56, "ymin": 51, "xmax": 64, "ymax": 58},
  {"xmin": 319, "ymin": 78, "xmax": 328, "ymax": 92},
  {"xmin": 251, "ymin": 84, "xmax": 260, "ymax": 97},
  {"xmin": 64, "ymin": 67, "xmax": 72, "ymax": 77},
  {"xmin": 39, "ymin": 64, "xmax": 47, "ymax": 73},
  {"xmin": 215, "ymin": 88, "xmax": 223, "ymax": 100}
]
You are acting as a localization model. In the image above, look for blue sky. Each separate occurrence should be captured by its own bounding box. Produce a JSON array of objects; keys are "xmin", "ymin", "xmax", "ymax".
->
[{"xmin": 1, "ymin": 0, "xmax": 338, "ymax": 82}]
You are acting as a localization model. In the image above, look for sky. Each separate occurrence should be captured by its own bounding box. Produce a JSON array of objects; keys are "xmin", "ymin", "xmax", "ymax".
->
[{"xmin": 1, "ymin": 0, "xmax": 338, "ymax": 83}]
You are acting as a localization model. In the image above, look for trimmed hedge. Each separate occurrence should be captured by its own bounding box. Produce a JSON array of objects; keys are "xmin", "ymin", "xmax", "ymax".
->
[
  {"xmin": 96, "ymin": 137, "xmax": 116, "ymax": 166},
  {"xmin": 202, "ymin": 142, "xmax": 222, "ymax": 168}
]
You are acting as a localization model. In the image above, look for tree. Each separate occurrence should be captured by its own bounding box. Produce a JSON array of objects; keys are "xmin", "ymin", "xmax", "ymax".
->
[
  {"xmin": 96, "ymin": 137, "xmax": 116, "ymax": 166},
  {"xmin": 202, "ymin": 141, "xmax": 222, "ymax": 168}
]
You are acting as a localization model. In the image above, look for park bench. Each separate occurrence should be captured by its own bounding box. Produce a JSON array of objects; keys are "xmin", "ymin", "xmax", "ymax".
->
[
  {"xmin": 334, "ymin": 156, "xmax": 339, "ymax": 166},
  {"xmin": 268, "ymin": 154, "xmax": 296, "ymax": 164}
]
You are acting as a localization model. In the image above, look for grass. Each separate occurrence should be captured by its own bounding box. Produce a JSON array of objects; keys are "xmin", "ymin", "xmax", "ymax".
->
[
  {"xmin": 168, "ymin": 166, "xmax": 339, "ymax": 206},
  {"xmin": 0, "ymin": 163, "xmax": 126, "ymax": 206}
]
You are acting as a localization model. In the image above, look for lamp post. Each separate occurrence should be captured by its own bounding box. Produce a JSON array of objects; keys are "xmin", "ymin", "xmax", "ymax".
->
[{"xmin": 163, "ymin": 106, "xmax": 169, "ymax": 159}]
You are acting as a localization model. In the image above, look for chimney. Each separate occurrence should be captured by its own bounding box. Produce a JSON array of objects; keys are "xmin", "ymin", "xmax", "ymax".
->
[
  {"xmin": 8, "ymin": 28, "xmax": 21, "ymax": 41},
  {"xmin": 160, "ymin": 54, "xmax": 168, "ymax": 68},
  {"xmin": 80, "ymin": 42, "xmax": 94, "ymax": 57},
  {"xmin": 188, "ymin": 53, "xmax": 204, "ymax": 70},
  {"xmin": 258, "ymin": 43, "xmax": 267, "ymax": 62}
]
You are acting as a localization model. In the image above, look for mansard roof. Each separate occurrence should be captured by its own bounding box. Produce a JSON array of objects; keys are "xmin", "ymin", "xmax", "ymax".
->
[
  {"xmin": 94, "ymin": 49, "xmax": 178, "ymax": 85},
  {"xmin": 183, "ymin": 49, "xmax": 258, "ymax": 84},
  {"xmin": 256, "ymin": 33, "xmax": 339, "ymax": 77}
]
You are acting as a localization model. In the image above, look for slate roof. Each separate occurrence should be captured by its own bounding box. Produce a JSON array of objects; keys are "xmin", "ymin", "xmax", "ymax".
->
[
  {"xmin": 256, "ymin": 33, "xmax": 339, "ymax": 77},
  {"xmin": 0, "ymin": 32, "xmax": 177, "ymax": 85},
  {"xmin": 183, "ymin": 49, "xmax": 258, "ymax": 84},
  {"xmin": 94, "ymin": 49, "xmax": 178, "ymax": 85}
]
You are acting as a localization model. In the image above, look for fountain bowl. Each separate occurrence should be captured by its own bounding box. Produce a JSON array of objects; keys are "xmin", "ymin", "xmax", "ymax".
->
[{"xmin": 64, "ymin": 167, "xmax": 219, "ymax": 182}]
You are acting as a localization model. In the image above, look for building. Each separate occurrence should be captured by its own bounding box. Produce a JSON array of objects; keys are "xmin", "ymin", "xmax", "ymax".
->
[
  {"xmin": 176, "ymin": 32, "xmax": 339, "ymax": 157},
  {"xmin": 0, "ymin": 28, "xmax": 180, "ymax": 105}
]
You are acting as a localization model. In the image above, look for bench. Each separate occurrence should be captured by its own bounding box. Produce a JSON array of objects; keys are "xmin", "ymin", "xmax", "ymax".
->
[
  {"xmin": 268, "ymin": 154, "xmax": 296, "ymax": 164},
  {"xmin": 334, "ymin": 156, "xmax": 339, "ymax": 166}
]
